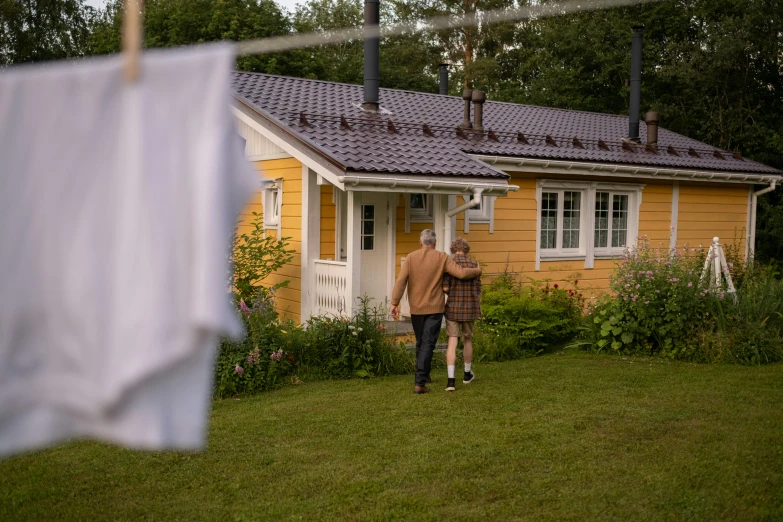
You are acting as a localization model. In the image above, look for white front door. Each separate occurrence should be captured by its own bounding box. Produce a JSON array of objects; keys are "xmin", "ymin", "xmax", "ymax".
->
[{"xmin": 359, "ymin": 192, "xmax": 389, "ymax": 308}]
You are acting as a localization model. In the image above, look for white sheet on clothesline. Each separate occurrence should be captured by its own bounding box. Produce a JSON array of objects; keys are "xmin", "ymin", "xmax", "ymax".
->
[{"xmin": 0, "ymin": 43, "xmax": 257, "ymax": 455}]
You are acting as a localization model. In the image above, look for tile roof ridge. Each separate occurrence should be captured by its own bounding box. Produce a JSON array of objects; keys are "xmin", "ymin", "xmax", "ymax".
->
[
  {"xmin": 233, "ymin": 70, "xmax": 366, "ymax": 90},
  {"xmin": 232, "ymin": 70, "xmax": 463, "ymax": 98}
]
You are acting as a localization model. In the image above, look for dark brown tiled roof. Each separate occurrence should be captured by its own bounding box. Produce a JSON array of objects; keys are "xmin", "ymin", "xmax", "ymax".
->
[{"xmin": 232, "ymin": 72, "xmax": 781, "ymax": 178}]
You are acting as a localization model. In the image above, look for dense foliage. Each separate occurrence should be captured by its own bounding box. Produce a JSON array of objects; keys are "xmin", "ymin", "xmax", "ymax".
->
[
  {"xmin": 215, "ymin": 295, "xmax": 414, "ymax": 398},
  {"xmin": 472, "ymin": 272, "xmax": 584, "ymax": 362},
  {"xmin": 230, "ymin": 212, "xmax": 294, "ymax": 305},
  {"xmin": 581, "ymin": 238, "xmax": 783, "ymax": 364}
]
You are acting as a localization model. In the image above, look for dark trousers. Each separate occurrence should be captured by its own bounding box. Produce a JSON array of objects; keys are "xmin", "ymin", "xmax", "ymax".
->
[{"xmin": 411, "ymin": 313, "xmax": 443, "ymax": 387}]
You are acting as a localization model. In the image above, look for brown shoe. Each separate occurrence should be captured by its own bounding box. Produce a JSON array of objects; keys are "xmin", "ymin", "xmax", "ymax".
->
[{"xmin": 414, "ymin": 385, "xmax": 430, "ymax": 394}]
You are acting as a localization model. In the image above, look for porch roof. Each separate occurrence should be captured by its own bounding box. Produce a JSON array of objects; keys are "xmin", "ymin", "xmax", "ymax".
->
[{"xmin": 231, "ymin": 72, "xmax": 781, "ymax": 179}]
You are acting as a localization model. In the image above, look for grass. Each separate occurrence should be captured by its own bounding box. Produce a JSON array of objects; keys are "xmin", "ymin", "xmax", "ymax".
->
[{"xmin": 2, "ymin": 350, "xmax": 782, "ymax": 521}]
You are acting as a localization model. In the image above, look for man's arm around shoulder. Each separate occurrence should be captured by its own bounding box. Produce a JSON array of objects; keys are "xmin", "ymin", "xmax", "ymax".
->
[{"xmin": 444, "ymin": 254, "xmax": 481, "ymax": 280}]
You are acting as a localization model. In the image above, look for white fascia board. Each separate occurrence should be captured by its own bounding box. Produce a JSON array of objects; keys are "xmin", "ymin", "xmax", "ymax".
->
[
  {"xmin": 338, "ymin": 173, "xmax": 519, "ymax": 196},
  {"xmin": 473, "ymin": 155, "xmax": 782, "ymax": 185},
  {"xmin": 231, "ymin": 104, "xmax": 346, "ymax": 190}
]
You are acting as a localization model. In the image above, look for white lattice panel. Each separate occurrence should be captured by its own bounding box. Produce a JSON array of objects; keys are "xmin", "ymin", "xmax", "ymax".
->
[{"xmin": 314, "ymin": 260, "xmax": 349, "ymax": 316}]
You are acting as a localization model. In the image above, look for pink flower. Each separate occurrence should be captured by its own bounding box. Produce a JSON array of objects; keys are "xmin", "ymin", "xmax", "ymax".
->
[
  {"xmin": 240, "ymin": 300, "xmax": 250, "ymax": 314},
  {"xmin": 635, "ymin": 284, "xmax": 640, "ymax": 290},
  {"xmin": 687, "ymin": 282, "xmax": 693, "ymax": 287},
  {"xmin": 235, "ymin": 365, "xmax": 244, "ymax": 375}
]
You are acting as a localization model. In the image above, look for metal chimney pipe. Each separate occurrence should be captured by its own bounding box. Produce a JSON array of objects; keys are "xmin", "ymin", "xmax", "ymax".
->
[
  {"xmin": 362, "ymin": 0, "xmax": 380, "ymax": 112},
  {"xmin": 645, "ymin": 111, "xmax": 659, "ymax": 148},
  {"xmin": 460, "ymin": 89, "xmax": 473, "ymax": 129},
  {"xmin": 472, "ymin": 90, "xmax": 486, "ymax": 132},
  {"xmin": 439, "ymin": 64, "xmax": 449, "ymax": 95},
  {"xmin": 628, "ymin": 26, "xmax": 643, "ymax": 141}
]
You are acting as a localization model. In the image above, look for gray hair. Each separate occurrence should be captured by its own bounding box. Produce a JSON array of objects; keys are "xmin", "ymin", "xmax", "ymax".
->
[{"xmin": 420, "ymin": 229, "xmax": 436, "ymax": 246}]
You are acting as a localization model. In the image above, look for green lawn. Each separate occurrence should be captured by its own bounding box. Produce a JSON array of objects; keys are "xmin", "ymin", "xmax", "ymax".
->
[{"xmin": 2, "ymin": 351, "xmax": 782, "ymax": 521}]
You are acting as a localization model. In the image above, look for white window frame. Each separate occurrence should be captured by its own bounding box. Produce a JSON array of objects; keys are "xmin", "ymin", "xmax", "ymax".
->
[
  {"xmin": 262, "ymin": 178, "xmax": 283, "ymax": 236},
  {"xmin": 405, "ymin": 193, "xmax": 433, "ymax": 233},
  {"xmin": 592, "ymin": 190, "xmax": 635, "ymax": 258},
  {"xmin": 463, "ymin": 195, "xmax": 496, "ymax": 233},
  {"xmin": 535, "ymin": 180, "xmax": 644, "ymax": 270}
]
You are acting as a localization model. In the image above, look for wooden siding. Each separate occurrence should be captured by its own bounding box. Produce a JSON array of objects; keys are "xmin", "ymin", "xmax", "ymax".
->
[
  {"xmin": 320, "ymin": 184, "xmax": 336, "ymax": 260},
  {"xmin": 676, "ymin": 183, "xmax": 748, "ymax": 249},
  {"xmin": 236, "ymin": 158, "xmax": 303, "ymax": 323},
  {"xmin": 638, "ymin": 182, "xmax": 673, "ymax": 245}
]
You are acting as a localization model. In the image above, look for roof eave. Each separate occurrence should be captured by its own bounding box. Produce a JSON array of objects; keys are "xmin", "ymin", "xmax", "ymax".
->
[
  {"xmin": 474, "ymin": 155, "xmax": 782, "ymax": 184},
  {"xmin": 339, "ymin": 172, "xmax": 519, "ymax": 195}
]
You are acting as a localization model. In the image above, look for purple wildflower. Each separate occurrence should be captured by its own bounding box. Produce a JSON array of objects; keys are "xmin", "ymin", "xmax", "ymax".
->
[
  {"xmin": 240, "ymin": 300, "xmax": 251, "ymax": 314},
  {"xmin": 235, "ymin": 365, "xmax": 244, "ymax": 375}
]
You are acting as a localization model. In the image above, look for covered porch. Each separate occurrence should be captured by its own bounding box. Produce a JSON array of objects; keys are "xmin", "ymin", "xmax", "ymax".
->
[{"xmin": 300, "ymin": 168, "xmax": 517, "ymax": 319}]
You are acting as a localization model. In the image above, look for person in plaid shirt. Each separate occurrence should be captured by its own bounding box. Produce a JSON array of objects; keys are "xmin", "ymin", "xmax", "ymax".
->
[{"xmin": 441, "ymin": 237, "xmax": 481, "ymax": 391}]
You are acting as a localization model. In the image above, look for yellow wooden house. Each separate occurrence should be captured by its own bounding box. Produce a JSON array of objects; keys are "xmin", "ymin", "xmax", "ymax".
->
[{"xmin": 230, "ymin": 72, "xmax": 781, "ymax": 323}]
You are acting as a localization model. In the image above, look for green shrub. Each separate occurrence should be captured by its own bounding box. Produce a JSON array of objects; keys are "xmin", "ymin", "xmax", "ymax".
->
[
  {"xmin": 292, "ymin": 297, "xmax": 414, "ymax": 379},
  {"xmin": 706, "ymin": 268, "xmax": 783, "ymax": 364},
  {"xmin": 214, "ymin": 289, "xmax": 299, "ymax": 398},
  {"xmin": 230, "ymin": 212, "xmax": 294, "ymax": 304},
  {"xmin": 581, "ymin": 237, "xmax": 783, "ymax": 365},
  {"xmin": 214, "ymin": 295, "xmax": 414, "ymax": 398},
  {"xmin": 473, "ymin": 273, "xmax": 584, "ymax": 362},
  {"xmin": 583, "ymin": 238, "xmax": 710, "ymax": 357}
]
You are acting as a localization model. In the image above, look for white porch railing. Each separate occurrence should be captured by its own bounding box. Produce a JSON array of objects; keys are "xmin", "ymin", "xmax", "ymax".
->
[{"xmin": 313, "ymin": 260, "xmax": 349, "ymax": 316}]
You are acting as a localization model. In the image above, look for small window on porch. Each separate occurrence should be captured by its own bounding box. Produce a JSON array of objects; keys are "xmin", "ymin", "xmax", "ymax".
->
[
  {"xmin": 263, "ymin": 187, "xmax": 280, "ymax": 227},
  {"xmin": 408, "ymin": 194, "xmax": 433, "ymax": 222},
  {"xmin": 463, "ymin": 194, "xmax": 496, "ymax": 233},
  {"xmin": 361, "ymin": 204, "xmax": 375, "ymax": 251}
]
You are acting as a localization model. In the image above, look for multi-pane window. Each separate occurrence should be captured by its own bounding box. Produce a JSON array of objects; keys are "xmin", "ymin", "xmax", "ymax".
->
[
  {"xmin": 361, "ymin": 204, "xmax": 375, "ymax": 251},
  {"xmin": 594, "ymin": 192, "xmax": 629, "ymax": 251},
  {"xmin": 538, "ymin": 181, "xmax": 643, "ymax": 264},
  {"xmin": 540, "ymin": 191, "xmax": 582, "ymax": 252}
]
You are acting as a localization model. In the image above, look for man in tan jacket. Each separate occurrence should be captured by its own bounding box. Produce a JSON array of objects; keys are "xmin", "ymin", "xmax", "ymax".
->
[{"xmin": 390, "ymin": 229, "xmax": 482, "ymax": 394}]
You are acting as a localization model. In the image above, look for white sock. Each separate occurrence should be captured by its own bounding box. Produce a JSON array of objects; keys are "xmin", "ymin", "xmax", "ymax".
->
[
  {"xmin": 464, "ymin": 363, "xmax": 472, "ymax": 373},
  {"xmin": 447, "ymin": 365, "xmax": 455, "ymax": 379}
]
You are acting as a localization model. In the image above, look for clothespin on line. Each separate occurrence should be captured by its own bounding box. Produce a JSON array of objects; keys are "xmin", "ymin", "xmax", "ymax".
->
[{"xmin": 122, "ymin": 0, "xmax": 143, "ymax": 82}]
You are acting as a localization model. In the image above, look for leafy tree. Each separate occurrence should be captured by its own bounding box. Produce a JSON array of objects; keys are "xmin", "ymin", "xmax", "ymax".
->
[
  {"xmin": 1, "ymin": 0, "xmax": 93, "ymax": 65},
  {"xmin": 88, "ymin": 0, "xmax": 295, "ymax": 74}
]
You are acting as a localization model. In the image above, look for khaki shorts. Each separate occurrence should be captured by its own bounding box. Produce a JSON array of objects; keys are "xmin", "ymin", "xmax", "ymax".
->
[{"xmin": 445, "ymin": 319, "xmax": 474, "ymax": 341}]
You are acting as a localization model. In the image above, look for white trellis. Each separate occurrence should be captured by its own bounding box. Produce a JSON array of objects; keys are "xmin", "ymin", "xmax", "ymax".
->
[{"xmin": 700, "ymin": 237, "xmax": 736, "ymax": 296}]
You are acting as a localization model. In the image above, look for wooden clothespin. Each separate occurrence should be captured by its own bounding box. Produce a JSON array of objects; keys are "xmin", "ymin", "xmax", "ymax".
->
[{"xmin": 122, "ymin": 0, "xmax": 143, "ymax": 82}]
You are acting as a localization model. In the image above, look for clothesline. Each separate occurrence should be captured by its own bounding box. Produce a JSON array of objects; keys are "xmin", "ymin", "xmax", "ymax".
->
[
  {"xmin": 236, "ymin": 0, "xmax": 663, "ymax": 56},
  {"xmin": 121, "ymin": 0, "xmax": 665, "ymax": 77}
]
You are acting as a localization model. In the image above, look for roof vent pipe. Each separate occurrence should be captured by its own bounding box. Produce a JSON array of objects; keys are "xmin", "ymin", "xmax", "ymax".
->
[
  {"xmin": 645, "ymin": 111, "xmax": 659, "ymax": 149},
  {"xmin": 472, "ymin": 90, "xmax": 486, "ymax": 133},
  {"xmin": 628, "ymin": 26, "xmax": 643, "ymax": 142},
  {"xmin": 439, "ymin": 64, "xmax": 449, "ymax": 95},
  {"xmin": 460, "ymin": 89, "xmax": 473, "ymax": 129},
  {"xmin": 362, "ymin": 0, "xmax": 380, "ymax": 112}
]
